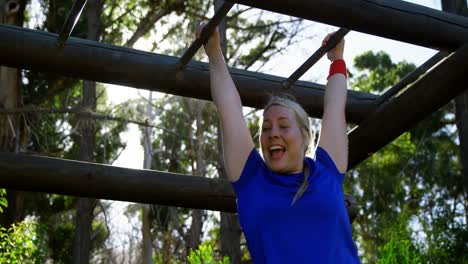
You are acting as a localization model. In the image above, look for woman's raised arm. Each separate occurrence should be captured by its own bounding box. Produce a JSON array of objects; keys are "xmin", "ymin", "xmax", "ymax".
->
[
  {"xmin": 317, "ymin": 32, "xmax": 348, "ymax": 173},
  {"xmin": 198, "ymin": 25, "xmax": 255, "ymax": 182}
]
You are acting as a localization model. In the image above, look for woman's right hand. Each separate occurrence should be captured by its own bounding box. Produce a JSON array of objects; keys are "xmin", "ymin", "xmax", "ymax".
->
[{"xmin": 197, "ymin": 23, "xmax": 222, "ymax": 59}]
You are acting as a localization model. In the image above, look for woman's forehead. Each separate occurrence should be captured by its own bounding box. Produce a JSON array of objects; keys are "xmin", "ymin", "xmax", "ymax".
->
[{"xmin": 263, "ymin": 105, "xmax": 294, "ymax": 120}]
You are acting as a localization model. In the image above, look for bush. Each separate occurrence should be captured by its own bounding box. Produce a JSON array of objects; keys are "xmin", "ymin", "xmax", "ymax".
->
[
  {"xmin": 187, "ymin": 244, "xmax": 229, "ymax": 264},
  {"xmin": 377, "ymin": 236, "xmax": 421, "ymax": 264},
  {"xmin": 0, "ymin": 219, "xmax": 48, "ymax": 264}
]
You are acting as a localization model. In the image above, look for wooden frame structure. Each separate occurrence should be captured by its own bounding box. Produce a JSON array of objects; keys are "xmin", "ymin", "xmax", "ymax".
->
[{"xmin": 1, "ymin": 0, "xmax": 468, "ymax": 215}]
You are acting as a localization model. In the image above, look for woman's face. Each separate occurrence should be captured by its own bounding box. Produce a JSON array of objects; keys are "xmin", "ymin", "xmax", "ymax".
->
[{"xmin": 261, "ymin": 105, "xmax": 306, "ymax": 174}]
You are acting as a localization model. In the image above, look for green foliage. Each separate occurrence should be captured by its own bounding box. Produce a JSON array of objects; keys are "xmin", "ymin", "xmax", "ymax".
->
[
  {"xmin": 0, "ymin": 189, "xmax": 7, "ymax": 213},
  {"xmin": 46, "ymin": 220, "xmax": 75, "ymax": 263},
  {"xmin": 349, "ymin": 50, "xmax": 466, "ymax": 264},
  {"xmin": 187, "ymin": 244, "xmax": 229, "ymax": 264},
  {"xmin": 351, "ymin": 51, "xmax": 415, "ymax": 93},
  {"xmin": 377, "ymin": 238, "xmax": 421, "ymax": 264},
  {"xmin": 376, "ymin": 211, "xmax": 421, "ymax": 264},
  {"xmin": 0, "ymin": 220, "xmax": 48, "ymax": 264}
]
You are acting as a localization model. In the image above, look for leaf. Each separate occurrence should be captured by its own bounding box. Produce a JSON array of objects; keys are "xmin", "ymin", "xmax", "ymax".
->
[{"xmin": 0, "ymin": 198, "xmax": 8, "ymax": 208}]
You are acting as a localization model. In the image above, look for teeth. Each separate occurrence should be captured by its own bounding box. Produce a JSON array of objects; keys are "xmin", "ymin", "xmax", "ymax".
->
[{"xmin": 269, "ymin": 145, "xmax": 284, "ymax": 151}]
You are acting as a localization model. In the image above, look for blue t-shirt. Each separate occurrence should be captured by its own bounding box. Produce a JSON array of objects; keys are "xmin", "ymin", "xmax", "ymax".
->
[{"xmin": 231, "ymin": 147, "xmax": 360, "ymax": 264}]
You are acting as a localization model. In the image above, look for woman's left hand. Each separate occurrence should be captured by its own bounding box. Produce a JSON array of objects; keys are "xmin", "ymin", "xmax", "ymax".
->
[{"xmin": 322, "ymin": 31, "xmax": 345, "ymax": 61}]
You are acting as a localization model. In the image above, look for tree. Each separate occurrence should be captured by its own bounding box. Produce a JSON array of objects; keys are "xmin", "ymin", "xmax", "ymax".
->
[
  {"xmin": 142, "ymin": 92, "xmax": 156, "ymax": 263},
  {"xmin": 0, "ymin": 0, "xmax": 129, "ymax": 260},
  {"xmin": 348, "ymin": 51, "xmax": 467, "ymax": 263},
  {"xmin": 71, "ymin": 0, "xmax": 102, "ymax": 262},
  {"xmin": 441, "ymin": 0, "xmax": 468, "ymax": 222},
  {"xmin": 0, "ymin": 0, "xmax": 27, "ymax": 230}
]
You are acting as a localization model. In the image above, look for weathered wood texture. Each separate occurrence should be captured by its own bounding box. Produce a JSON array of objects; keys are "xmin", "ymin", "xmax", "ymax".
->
[
  {"xmin": 0, "ymin": 24, "xmax": 377, "ymax": 123},
  {"xmin": 228, "ymin": 0, "xmax": 468, "ymax": 51},
  {"xmin": 283, "ymin": 28, "xmax": 350, "ymax": 89},
  {"xmin": 176, "ymin": 1, "xmax": 234, "ymax": 70},
  {"xmin": 376, "ymin": 51, "xmax": 448, "ymax": 104},
  {"xmin": 0, "ymin": 151, "xmax": 358, "ymax": 221},
  {"xmin": 57, "ymin": 0, "xmax": 87, "ymax": 47},
  {"xmin": 0, "ymin": 152, "xmax": 236, "ymax": 212},
  {"xmin": 348, "ymin": 43, "xmax": 468, "ymax": 169}
]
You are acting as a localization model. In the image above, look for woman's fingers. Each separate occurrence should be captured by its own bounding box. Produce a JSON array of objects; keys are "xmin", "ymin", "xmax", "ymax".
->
[
  {"xmin": 196, "ymin": 23, "xmax": 205, "ymax": 39},
  {"xmin": 322, "ymin": 32, "xmax": 334, "ymax": 46}
]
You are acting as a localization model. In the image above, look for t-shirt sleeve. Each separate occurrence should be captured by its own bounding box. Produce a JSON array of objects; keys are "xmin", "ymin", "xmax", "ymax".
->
[
  {"xmin": 315, "ymin": 147, "xmax": 346, "ymax": 178},
  {"xmin": 231, "ymin": 148, "xmax": 263, "ymax": 196}
]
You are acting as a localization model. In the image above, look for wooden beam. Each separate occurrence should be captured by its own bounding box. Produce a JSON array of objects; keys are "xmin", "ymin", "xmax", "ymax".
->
[
  {"xmin": 176, "ymin": 1, "xmax": 234, "ymax": 70},
  {"xmin": 228, "ymin": 0, "xmax": 468, "ymax": 51},
  {"xmin": 282, "ymin": 28, "xmax": 350, "ymax": 89},
  {"xmin": 0, "ymin": 151, "xmax": 358, "ymax": 222},
  {"xmin": 57, "ymin": 0, "xmax": 87, "ymax": 47},
  {"xmin": 348, "ymin": 43, "xmax": 468, "ymax": 169},
  {"xmin": 376, "ymin": 51, "xmax": 448, "ymax": 105},
  {"xmin": 0, "ymin": 152, "xmax": 237, "ymax": 212},
  {"xmin": 0, "ymin": 24, "xmax": 377, "ymax": 123}
]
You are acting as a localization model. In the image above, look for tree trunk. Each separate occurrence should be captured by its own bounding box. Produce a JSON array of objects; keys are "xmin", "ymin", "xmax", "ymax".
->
[
  {"xmin": 73, "ymin": 195, "xmax": 97, "ymax": 264},
  {"xmin": 72, "ymin": 78, "xmax": 98, "ymax": 264},
  {"xmin": 186, "ymin": 99, "xmax": 206, "ymax": 252},
  {"xmin": 187, "ymin": 209, "xmax": 203, "ymax": 250},
  {"xmin": 72, "ymin": 0, "xmax": 101, "ymax": 263},
  {"xmin": 142, "ymin": 92, "xmax": 155, "ymax": 264},
  {"xmin": 0, "ymin": 0, "xmax": 25, "ymax": 229},
  {"xmin": 456, "ymin": 92, "xmax": 468, "ymax": 198},
  {"xmin": 0, "ymin": 65, "xmax": 18, "ymax": 151},
  {"xmin": 441, "ymin": 0, "xmax": 468, "ymax": 208},
  {"xmin": 220, "ymin": 209, "xmax": 242, "ymax": 263},
  {"xmin": 161, "ymin": 229, "xmax": 172, "ymax": 263},
  {"xmin": 214, "ymin": 1, "xmax": 243, "ymax": 262},
  {"xmin": 218, "ymin": 125, "xmax": 242, "ymax": 263},
  {"xmin": 142, "ymin": 205, "xmax": 153, "ymax": 264}
]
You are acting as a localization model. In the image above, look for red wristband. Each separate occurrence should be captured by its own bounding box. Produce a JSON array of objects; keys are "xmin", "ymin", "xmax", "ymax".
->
[{"xmin": 327, "ymin": 59, "xmax": 347, "ymax": 80}]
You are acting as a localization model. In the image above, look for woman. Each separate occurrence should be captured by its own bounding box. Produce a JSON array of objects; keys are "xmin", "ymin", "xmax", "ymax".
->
[{"xmin": 198, "ymin": 26, "xmax": 360, "ymax": 263}]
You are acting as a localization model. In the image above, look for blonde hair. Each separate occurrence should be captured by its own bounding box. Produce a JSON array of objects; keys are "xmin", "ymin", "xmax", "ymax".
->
[{"xmin": 259, "ymin": 95, "xmax": 315, "ymax": 155}]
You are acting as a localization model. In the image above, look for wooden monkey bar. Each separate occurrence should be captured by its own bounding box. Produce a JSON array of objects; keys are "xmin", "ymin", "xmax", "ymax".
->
[
  {"xmin": 282, "ymin": 28, "xmax": 350, "ymax": 90},
  {"xmin": 227, "ymin": 0, "xmax": 468, "ymax": 51},
  {"xmin": 56, "ymin": 0, "xmax": 87, "ymax": 47},
  {"xmin": 176, "ymin": 2, "xmax": 234, "ymax": 70},
  {"xmin": 0, "ymin": 24, "xmax": 377, "ymax": 123},
  {"xmin": 376, "ymin": 51, "xmax": 448, "ymax": 105},
  {"xmin": 348, "ymin": 44, "xmax": 468, "ymax": 169},
  {"xmin": 0, "ymin": 151, "xmax": 359, "ymax": 221}
]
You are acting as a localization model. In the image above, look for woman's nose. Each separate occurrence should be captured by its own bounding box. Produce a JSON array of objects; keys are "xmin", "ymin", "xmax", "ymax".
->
[{"xmin": 269, "ymin": 126, "xmax": 280, "ymax": 138}]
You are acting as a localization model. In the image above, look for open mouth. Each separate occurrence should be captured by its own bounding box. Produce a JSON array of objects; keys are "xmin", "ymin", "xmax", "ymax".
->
[{"xmin": 269, "ymin": 145, "xmax": 285, "ymax": 160}]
